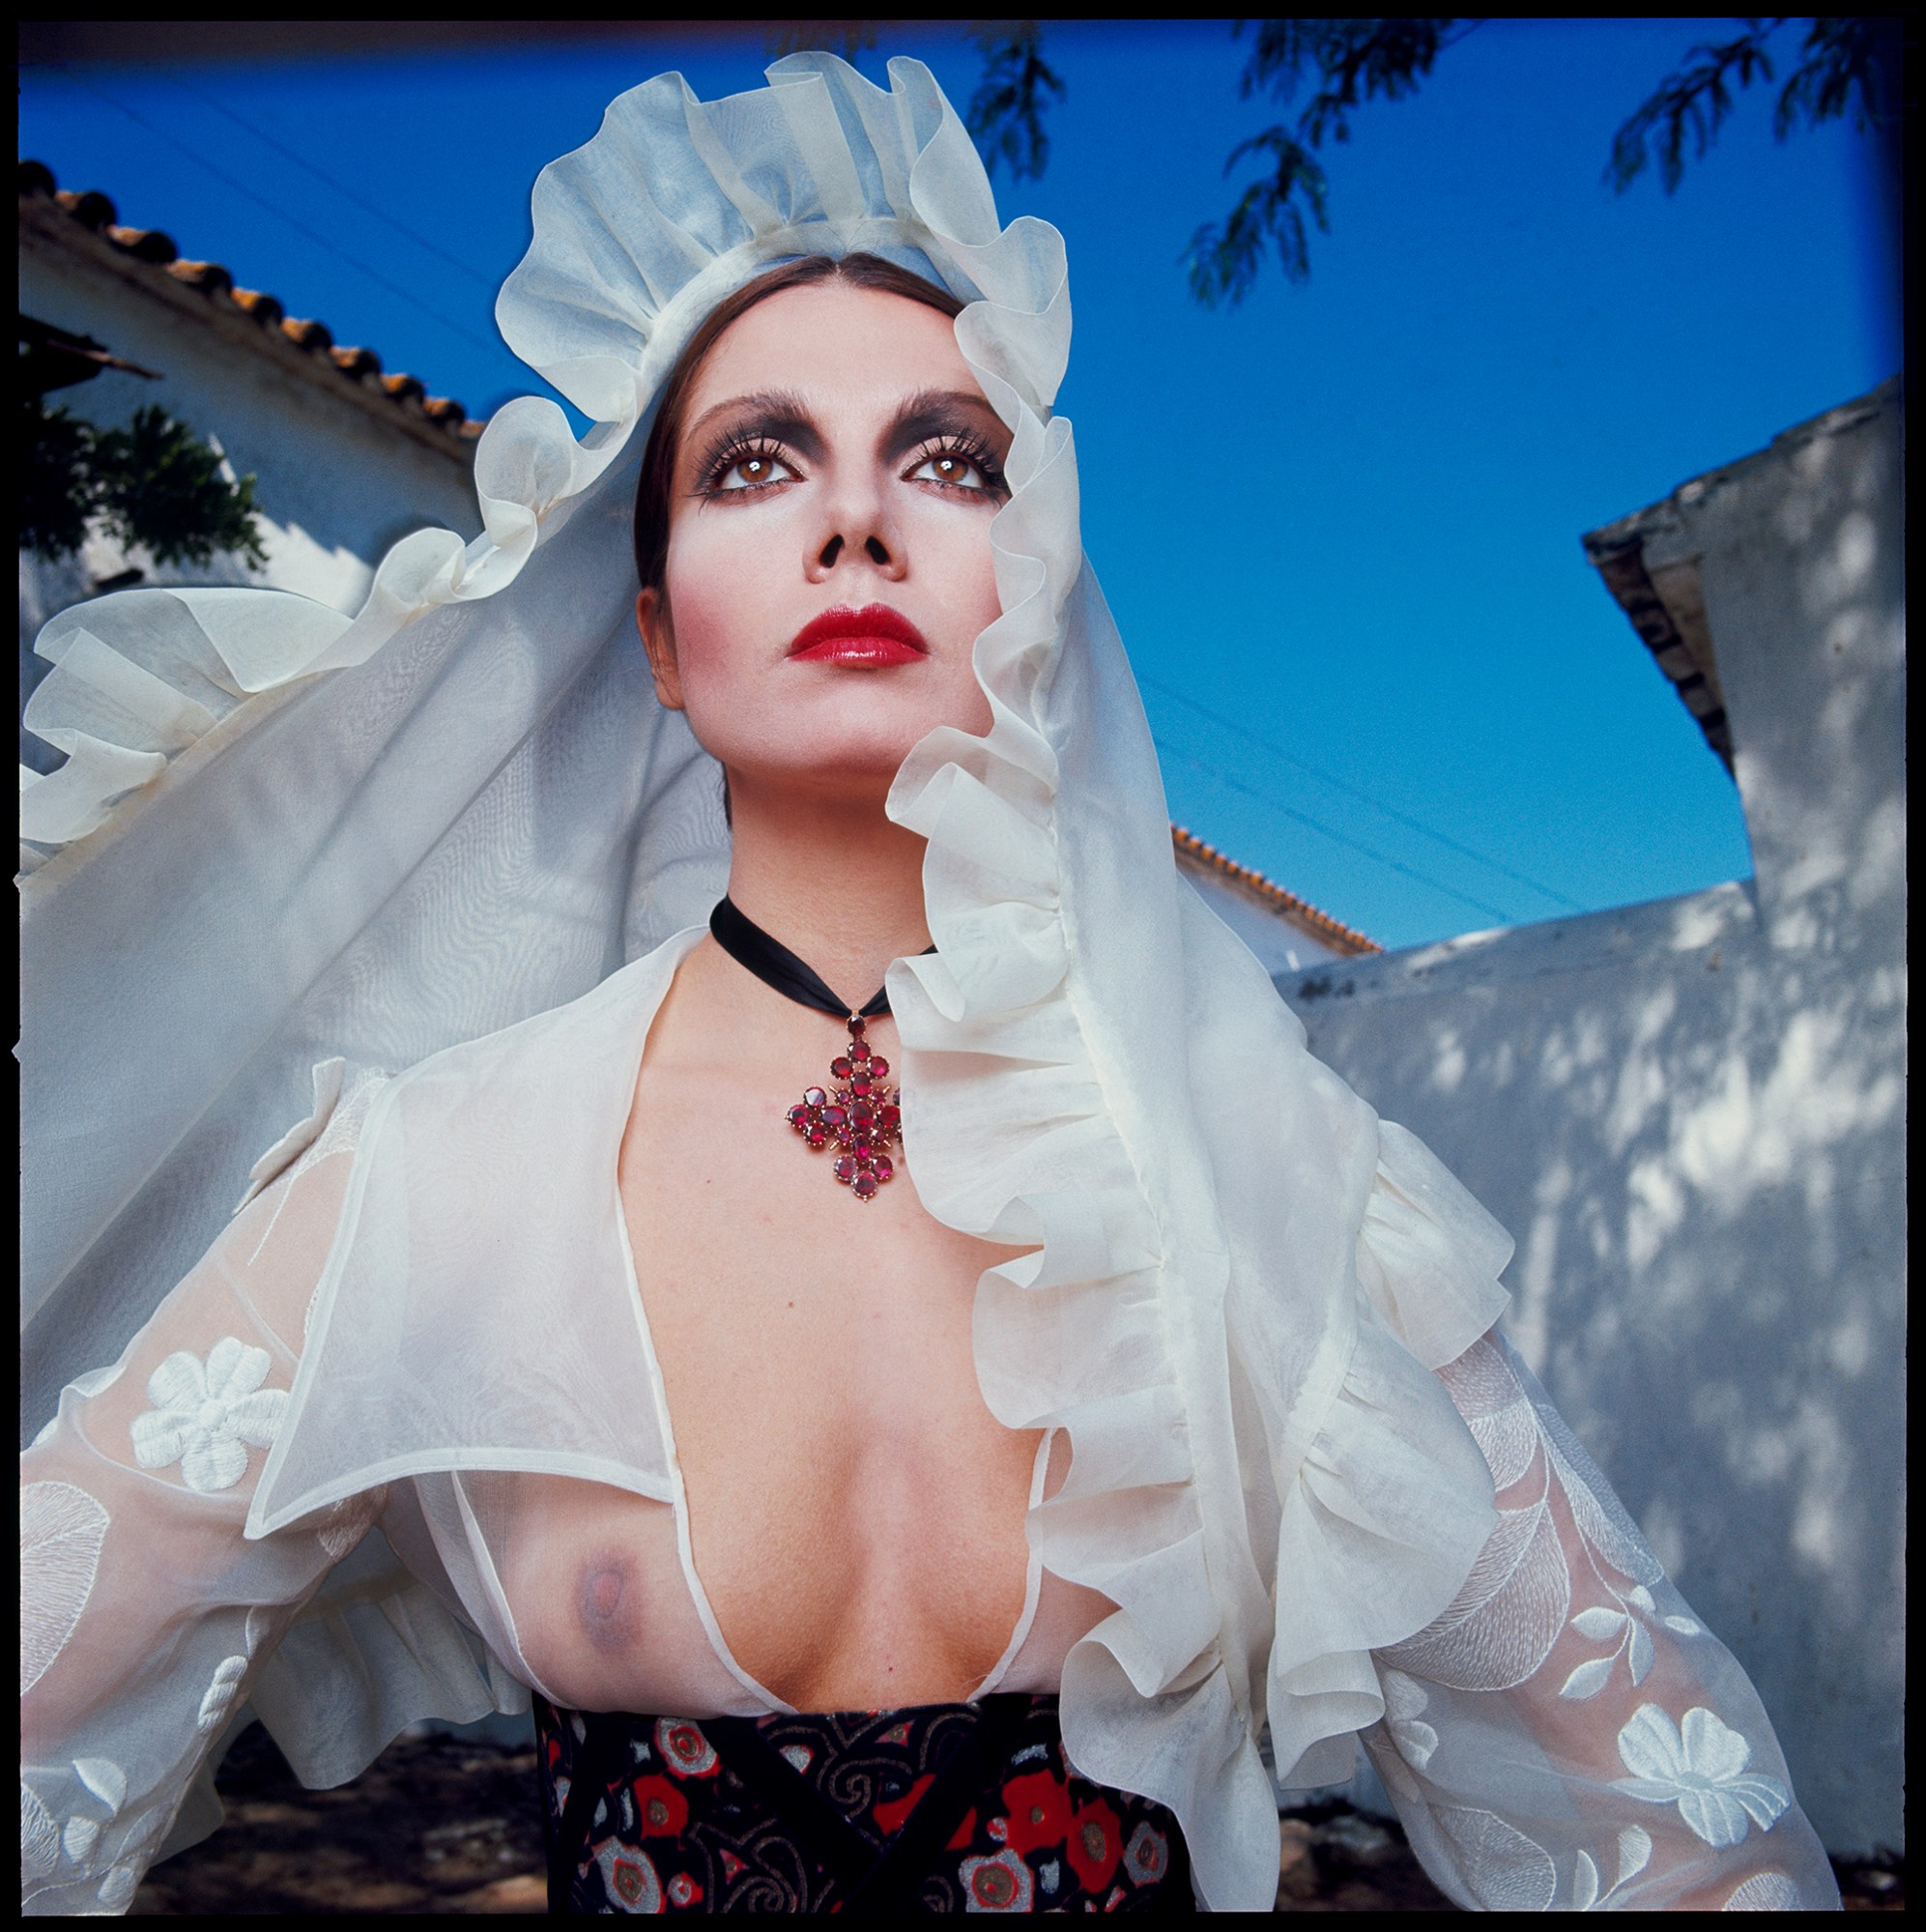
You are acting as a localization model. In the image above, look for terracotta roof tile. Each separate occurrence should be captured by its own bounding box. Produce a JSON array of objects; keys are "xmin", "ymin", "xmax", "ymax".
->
[
  {"xmin": 228, "ymin": 286, "xmax": 284, "ymax": 326},
  {"xmin": 277, "ymin": 314, "xmax": 333, "ymax": 352},
  {"xmin": 52, "ymin": 186, "xmax": 115, "ymax": 229},
  {"xmin": 1171, "ymin": 825, "xmax": 1381, "ymax": 956},
  {"xmin": 105, "ymin": 222, "xmax": 178, "ymax": 263},
  {"xmin": 21, "ymin": 158, "xmax": 479, "ymax": 444},
  {"xmin": 165, "ymin": 259, "xmax": 232, "ymax": 296}
]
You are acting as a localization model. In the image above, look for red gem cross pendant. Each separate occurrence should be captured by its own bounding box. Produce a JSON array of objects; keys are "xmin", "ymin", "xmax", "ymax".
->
[{"xmin": 785, "ymin": 1015, "xmax": 902, "ymax": 1202}]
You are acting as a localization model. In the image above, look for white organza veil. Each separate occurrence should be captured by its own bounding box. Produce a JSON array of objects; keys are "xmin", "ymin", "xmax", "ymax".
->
[{"xmin": 19, "ymin": 55, "xmax": 1512, "ymax": 1910}]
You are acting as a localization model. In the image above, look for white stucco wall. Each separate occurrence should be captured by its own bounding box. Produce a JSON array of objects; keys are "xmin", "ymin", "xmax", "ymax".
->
[
  {"xmin": 1179, "ymin": 861, "xmax": 1356, "ymax": 972},
  {"xmin": 1277, "ymin": 383, "xmax": 1905, "ymax": 1855},
  {"xmin": 20, "ymin": 210, "xmax": 483, "ymax": 770}
]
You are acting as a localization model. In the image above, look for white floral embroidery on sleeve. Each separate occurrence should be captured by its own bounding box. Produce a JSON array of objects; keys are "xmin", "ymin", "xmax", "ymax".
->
[
  {"xmin": 1562, "ymin": 1583, "xmax": 1705, "ymax": 1699},
  {"xmin": 1612, "ymin": 1705, "xmax": 1792, "ymax": 1848},
  {"xmin": 1573, "ymin": 1826, "xmax": 1652, "ymax": 1910},
  {"xmin": 128, "ymin": 1338, "xmax": 289, "ymax": 1492},
  {"xmin": 22, "ymin": 1757, "xmax": 171, "ymax": 1913},
  {"xmin": 195, "ymin": 1656, "xmax": 250, "ymax": 1736},
  {"xmin": 312, "ymin": 1485, "xmax": 389, "ymax": 1559},
  {"xmin": 1378, "ymin": 1668, "xmax": 1440, "ymax": 1773},
  {"xmin": 1721, "ymin": 1869, "xmax": 1803, "ymax": 1908},
  {"xmin": 21, "ymin": 1482, "xmax": 110, "ymax": 1697}
]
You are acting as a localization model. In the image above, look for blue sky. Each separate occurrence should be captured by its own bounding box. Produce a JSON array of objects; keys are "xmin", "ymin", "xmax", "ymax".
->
[{"xmin": 19, "ymin": 22, "xmax": 1896, "ymax": 950}]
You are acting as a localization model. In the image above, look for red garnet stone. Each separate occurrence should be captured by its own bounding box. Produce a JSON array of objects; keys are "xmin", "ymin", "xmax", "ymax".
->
[{"xmin": 790, "ymin": 1016, "xmax": 903, "ymax": 1204}]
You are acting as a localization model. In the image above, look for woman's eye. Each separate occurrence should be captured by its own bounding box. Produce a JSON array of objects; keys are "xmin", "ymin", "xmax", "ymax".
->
[
  {"xmin": 716, "ymin": 452, "xmax": 794, "ymax": 492},
  {"xmin": 911, "ymin": 452, "xmax": 990, "ymax": 491}
]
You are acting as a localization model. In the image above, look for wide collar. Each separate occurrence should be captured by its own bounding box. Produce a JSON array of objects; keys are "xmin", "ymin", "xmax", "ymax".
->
[{"xmin": 250, "ymin": 926, "xmax": 708, "ymax": 1541}]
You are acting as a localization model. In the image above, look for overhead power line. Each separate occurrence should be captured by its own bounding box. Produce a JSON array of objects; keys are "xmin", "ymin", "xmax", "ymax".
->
[
  {"xmin": 1153, "ymin": 735, "xmax": 1517, "ymax": 928},
  {"xmin": 52, "ymin": 67, "xmax": 502, "ymax": 358},
  {"xmin": 1140, "ymin": 670, "xmax": 1588, "ymax": 915},
  {"xmin": 161, "ymin": 75, "xmax": 502, "ymax": 294}
]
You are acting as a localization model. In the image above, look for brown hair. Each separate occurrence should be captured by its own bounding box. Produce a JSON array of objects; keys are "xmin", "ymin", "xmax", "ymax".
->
[{"xmin": 630, "ymin": 252, "xmax": 965, "ymax": 596}]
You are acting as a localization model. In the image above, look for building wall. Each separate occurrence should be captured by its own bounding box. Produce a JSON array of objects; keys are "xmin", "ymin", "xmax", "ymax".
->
[
  {"xmin": 1279, "ymin": 385, "xmax": 1904, "ymax": 1855},
  {"xmin": 20, "ymin": 223, "xmax": 482, "ymax": 769},
  {"xmin": 1179, "ymin": 861, "xmax": 1354, "ymax": 972}
]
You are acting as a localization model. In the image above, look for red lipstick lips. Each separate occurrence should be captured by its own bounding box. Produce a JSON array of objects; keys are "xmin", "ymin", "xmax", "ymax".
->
[{"xmin": 787, "ymin": 604, "xmax": 929, "ymax": 668}]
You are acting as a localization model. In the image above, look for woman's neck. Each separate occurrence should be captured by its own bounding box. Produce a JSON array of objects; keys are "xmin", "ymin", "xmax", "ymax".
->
[{"xmin": 722, "ymin": 772, "xmax": 931, "ymax": 1013}]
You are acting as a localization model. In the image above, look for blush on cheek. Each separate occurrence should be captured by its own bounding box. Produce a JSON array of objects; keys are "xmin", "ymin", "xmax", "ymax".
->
[{"xmin": 578, "ymin": 1559, "xmax": 641, "ymax": 1652}]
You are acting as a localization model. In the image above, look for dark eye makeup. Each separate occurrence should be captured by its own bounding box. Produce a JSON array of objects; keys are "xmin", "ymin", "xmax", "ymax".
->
[
  {"xmin": 693, "ymin": 431, "xmax": 795, "ymax": 497},
  {"xmin": 688, "ymin": 414, "xmax": 1009, "ymax": 503}
]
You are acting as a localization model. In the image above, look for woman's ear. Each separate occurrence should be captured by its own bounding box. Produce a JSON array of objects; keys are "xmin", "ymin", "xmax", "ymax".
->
[{"xmin": 636, "ymin": 588, "xmax": 684, "ymax": 710}]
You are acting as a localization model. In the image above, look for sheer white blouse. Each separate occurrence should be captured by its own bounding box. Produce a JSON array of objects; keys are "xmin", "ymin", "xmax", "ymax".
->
[{"xmin": 21, "ymin": 937, "xmax": 1839, "ymax": 1914}]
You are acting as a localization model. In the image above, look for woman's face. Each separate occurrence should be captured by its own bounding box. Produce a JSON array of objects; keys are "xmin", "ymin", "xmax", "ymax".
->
[{"xmin": 637, "ymin": 280, "xmax": 1011, "ymax": 807}]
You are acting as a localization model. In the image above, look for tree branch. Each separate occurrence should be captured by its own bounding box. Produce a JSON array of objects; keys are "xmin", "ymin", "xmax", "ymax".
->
[
  {"xmin": 965, "ymin": 22, "xmax": 1068, "ymax": 183},
  {"xmin": 1606, "ymin": 16, "xmax": 1786, "ymax": 194},
  {"xmin": 1186, "ymin": 18, "xmax": 1470, "ymax": 306}
]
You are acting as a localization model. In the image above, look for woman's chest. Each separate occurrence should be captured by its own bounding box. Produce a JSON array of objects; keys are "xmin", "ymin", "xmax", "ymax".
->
[{"xmin": 578, "ymin": 1047, "xmax": 1044, "ymax": 1709}]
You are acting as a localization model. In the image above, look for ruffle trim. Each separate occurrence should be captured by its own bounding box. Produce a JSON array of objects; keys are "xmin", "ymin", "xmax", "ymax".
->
[
  {"xmin": 1252, "ymin": 1110, "xmax": 1513, "ymax": 1800},
  {"xmin": 884, "ymin": 283, "xmax": 1512, "ymax": 1907},
  {"xmin": 18, "ymin": 52, "xmax": 1071, "ymax": 891},
  {"xmin": 1357, "ymin": 1119, "xmax": 1516, "ymax": 1371},
  {"xmin": 1264, "ymin": 1309, "xmax": 1507, "ymax": 1796},
  {"xmin": 884, "ymin": 395, "xmax": 1267, "ymax": 1900}
]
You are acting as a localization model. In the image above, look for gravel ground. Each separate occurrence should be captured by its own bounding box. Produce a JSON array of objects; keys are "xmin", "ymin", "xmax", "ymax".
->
[{"xmin": 129, "ymin": 1726, "xmax": 1904, "ymax": 1914}]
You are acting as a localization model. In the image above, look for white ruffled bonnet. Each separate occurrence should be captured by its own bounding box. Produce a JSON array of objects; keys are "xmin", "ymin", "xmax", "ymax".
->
[{"xmin": 20, "ymin": 54, "xmax": 1512, "ymax": 1911}]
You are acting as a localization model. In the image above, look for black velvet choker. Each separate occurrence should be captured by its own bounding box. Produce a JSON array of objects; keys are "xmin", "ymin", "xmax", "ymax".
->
[
  {"xmin": 708, "ymin": 895, "xmax": 893, "ymax": 1020},
  {"xmin": 708, "ymin": 897, "xmax": 933, "ymax": 1204}
]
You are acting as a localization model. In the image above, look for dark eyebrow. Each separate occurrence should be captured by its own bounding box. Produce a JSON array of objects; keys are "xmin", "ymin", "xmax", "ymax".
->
[
  {"xmin": 882, "ymin": 389, "xmax": 1009, "ymax": 462},
  {"xmin": 682, "ymin": 389, "xmax": 825, "ymax": 468}
]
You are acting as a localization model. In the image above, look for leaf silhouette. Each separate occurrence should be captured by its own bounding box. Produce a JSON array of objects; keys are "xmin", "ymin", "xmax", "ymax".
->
[
  {"xmin": 1382, "ymin": 1495, "xmax": 1570, "ymax": 1690},
  {"xmin": 1435, "ymin": 1803, "xmax": 1558, "ymax": 1911},
  {"xmin": 1628, "ymin": 1619, "xmax": 1654, "ymax": 1686},
  {"xmin": 1617, "ymin": 1824, "xmax": 1653, "ymax": 1883},
  {"xmin": 1573, "ymin": 1847, "xmax": 1600, "ymax": 1910},
  {"xmin": 1570, "ymin": 1605, "xmax": 1628, "ymax": 1640},
  {"xmin": 1559, "ymin": 1655, "xmax": 1617, "ymax": 1700},
  {"xmin": 21, "ymin": 1482, "xmax": 109, "ymax": 1698}
]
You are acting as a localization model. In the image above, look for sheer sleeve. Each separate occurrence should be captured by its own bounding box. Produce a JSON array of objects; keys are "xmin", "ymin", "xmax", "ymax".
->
[
  {"xmin": 1361, "ymin": 1326, "xmax": 1840, "ymax": 1911},
  {"xmin": 21, "ymin": 1067, "xmax": 391, "ymax": 1916}
]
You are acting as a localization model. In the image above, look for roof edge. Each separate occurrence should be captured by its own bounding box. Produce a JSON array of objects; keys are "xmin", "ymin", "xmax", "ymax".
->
[
  {"xmin": 1171, "ymin": 826, "xmax": 1382, "ymax": 956},
  {"xmin": 20, "ymin": 159, "xmax": 485, "ymax": 461}
]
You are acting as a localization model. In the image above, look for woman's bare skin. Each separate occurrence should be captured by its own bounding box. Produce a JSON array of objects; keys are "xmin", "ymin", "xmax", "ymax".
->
[{"xmin": 618, "ymin": 938, "xmax": 1043, "ymax": 1711}]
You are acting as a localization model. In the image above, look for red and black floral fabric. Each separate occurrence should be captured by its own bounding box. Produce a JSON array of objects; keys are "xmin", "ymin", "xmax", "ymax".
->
[{"xmin": 534, "ymin": 1691, "xmax": 1194, "ymax": 1913}]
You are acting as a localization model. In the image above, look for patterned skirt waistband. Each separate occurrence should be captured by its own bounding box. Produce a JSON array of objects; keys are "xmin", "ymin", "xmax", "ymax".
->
[{"xmin": 533, "ymin": 1692, "xmax": 1193, "ymax": 1914}]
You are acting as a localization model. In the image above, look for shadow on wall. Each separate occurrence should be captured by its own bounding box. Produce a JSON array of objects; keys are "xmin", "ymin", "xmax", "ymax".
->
[{"xmin": 1283, "ymin": 381, "xmax": 1905, "ymax": 1859}]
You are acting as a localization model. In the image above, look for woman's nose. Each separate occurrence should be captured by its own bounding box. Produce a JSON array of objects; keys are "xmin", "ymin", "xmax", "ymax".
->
[
  {"xmin": 813, "ymin": 533, "xmax": 896, "ymax": 572},
  {"xmin": 806, "ymin": 485, "xmax": 905, "ymax": 584}
]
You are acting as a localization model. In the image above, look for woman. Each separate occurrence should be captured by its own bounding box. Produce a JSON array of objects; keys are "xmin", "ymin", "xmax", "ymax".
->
[{"xmin": 20, "ymin": 54, "xmax": 1838, "ymax": 1913}]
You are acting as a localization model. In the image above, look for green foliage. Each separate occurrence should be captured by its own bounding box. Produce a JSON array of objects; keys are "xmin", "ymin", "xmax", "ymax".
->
[
  {"xmin": 1188, "ymin": 19, "xmax": 1474, "ymax": 307},
  {"xmin": 964, "ymin": 22, "xmax": 1067, "ymax": 183},
  {"xmin": 1608, "ymin": 15, "xmax": 1894, "ymax": 194},
  {"xmin": 960, "ymin": 16, "xmax": 1891, "ymax": 307},
  {"xmin": 19, "ymin": 398, "xmax": 267, "ymax": 571},
  {"xmin": 19, "ymin": 398, "xmax": 96, "ymax": 562},
  {"xmin": 1185, "ymin": 128, "xmax": 1332, "ymax": 306},
  {"xmin": 1606, "ymin": 17, "xmax": 1783, "ymax": 192}
]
